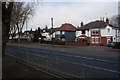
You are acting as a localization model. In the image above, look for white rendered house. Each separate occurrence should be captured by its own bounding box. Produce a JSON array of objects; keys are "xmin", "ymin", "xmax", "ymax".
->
[{"xmin": 76, "ymin": 18, "xmax": 120, "ymax": 46}]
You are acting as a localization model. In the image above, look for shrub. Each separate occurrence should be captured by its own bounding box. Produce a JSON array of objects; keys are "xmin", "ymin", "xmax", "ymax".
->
[
  {"xmin": 112, "ymin": 42, "xmax": 120, "ymax": 49},
  {"xmin": 81, "ymin": 39, "xmax": 87, "ymax": 42},
  {"xmin": 100, "ymin": 44, "xmax": 104, "ymax": 46},
  {"xmin": 52, "ymin": 38, "xmax": 65, "ymax": 45},
  {"xmin": 86, "ymin": 43, "xmax": 90, "ymax": 46}
]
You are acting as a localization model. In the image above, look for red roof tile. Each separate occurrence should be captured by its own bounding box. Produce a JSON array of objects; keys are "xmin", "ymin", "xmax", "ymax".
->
[{"xmin": 57, "ymin": 23, "xmax": 76, "ymax": 31}]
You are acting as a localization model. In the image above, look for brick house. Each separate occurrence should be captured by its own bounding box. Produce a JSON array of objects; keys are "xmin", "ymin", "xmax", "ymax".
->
[
  {"xmin": 76, "ymin": 18, "xmax": 120, "ymax": 46},
  {"xmin": 55, "ymin": 23, "xmax": 76, "ymax": 42}
]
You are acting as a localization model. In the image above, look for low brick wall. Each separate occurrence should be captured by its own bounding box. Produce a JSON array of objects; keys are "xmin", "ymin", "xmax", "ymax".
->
[{"xmin": 65, "ymin": 42, "xmax": 87, "ymax": 47}]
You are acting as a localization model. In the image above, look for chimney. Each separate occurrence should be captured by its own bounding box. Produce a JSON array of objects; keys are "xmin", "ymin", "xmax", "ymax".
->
[
  {"xmin": 80, "ymin": 22, "xmax": 84, "ymax": 27},
  {"xmin": 77, "ymin": 26, "xmax": 79, "ymax": 29},
  {"xmin": 30, "ymin": 28, "xmax": 32, "ymax": 31},
  {"xmin": 45, "ymin": 25, "xmax": 48, "ymax": 29},
  {"xmin": 106, "ymin": 18, "xmax": 109, "ymax": 24}
]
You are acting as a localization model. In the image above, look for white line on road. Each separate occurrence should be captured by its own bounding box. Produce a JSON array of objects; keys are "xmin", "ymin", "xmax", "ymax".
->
[{"xmin": 9, "ymin": 46, "xmax": 120, "ymax": 64}]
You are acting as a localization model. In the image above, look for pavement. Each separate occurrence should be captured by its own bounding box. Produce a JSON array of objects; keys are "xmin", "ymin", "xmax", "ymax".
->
[{"xmin": 2, "ymin": 54, "xmax": 55, "ymax": 79}]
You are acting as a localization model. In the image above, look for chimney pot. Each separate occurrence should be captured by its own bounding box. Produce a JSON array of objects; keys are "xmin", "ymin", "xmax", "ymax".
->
[
  {"xmin": 81, "ymin": 22, "xmax": 84, "ymax": 27},
  {"xmin": 106, "ymin": 18, "xmax": 109, "ymax": 24}
]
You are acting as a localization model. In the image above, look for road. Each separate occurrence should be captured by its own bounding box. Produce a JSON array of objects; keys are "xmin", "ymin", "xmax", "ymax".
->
[{"xmin": 6, "ymin": 43, "xmax": 120, "ymax": 78}]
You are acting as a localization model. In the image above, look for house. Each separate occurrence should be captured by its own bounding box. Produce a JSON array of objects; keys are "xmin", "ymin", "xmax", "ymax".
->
[
  {"xmin": 8, "ymin": 29, "xmax": 35, "ymax": 42},
  {"xmin": 55, "ymin": 23, "xmax": 76, "ymax": 42},
  {"xmin": 76, "ymin": 18, "xmax": 120, "ymax": 46},
  {"xmin": 24, "ymin": 29, "xmax": 35, "ymax": 41},
  {"xmin": 41, "ymin": 26, "xmax": 59, "ymax": 42}
]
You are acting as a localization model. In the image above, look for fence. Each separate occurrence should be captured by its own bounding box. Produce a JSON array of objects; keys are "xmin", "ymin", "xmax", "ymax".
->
[{"xmin": 6, "ymin": 46, "xmax": 120, "ymax": 78}]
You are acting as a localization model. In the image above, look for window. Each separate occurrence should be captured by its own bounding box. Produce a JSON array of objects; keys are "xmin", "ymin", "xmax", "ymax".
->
[
  {"xmin": 82, "ymin": 30, "xmax": 85, "ymax": 34},
  {"xmin": 91, "ymin": 30, "xmax": 99, "ymax": 35},
  {"xmin": 62, "ymin": 38, "xmax": 65, "ymax": 41},
  {"xmin": 92, "ymin": 31, "xmax": 95, "ymax": 35},
  {"xmin": 95, "ymin": 30, "xmax": 98, "ymax": 35},
  {"xmin": 91, "ymin": 37, "xmax": 99, "ymax": 43},
  {"xmin": 62, "ymin": 31, "xmax": 65, "ymax": 35},
  {"xmin": 92, "ymin": 37, "xmax": 95, "ymax": 43},
  {"xmin": 95, "ymin": 38, "xmax": 99, "ymax": 43},
  {"xmin": 56, "ymin": 31, "xmax": 60, "ymax": 34},
  {"xmin": 108, "ymin": 28, "xmax": 110, "ymax": 32}
]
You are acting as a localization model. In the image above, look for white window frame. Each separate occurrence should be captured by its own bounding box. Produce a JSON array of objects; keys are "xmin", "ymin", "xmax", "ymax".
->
[
  {"xmin": 91, "ymin": 29, "xmax": 99, "ymax": 35},
  {"xmin": 62, "ymin": 31, "xmax": 65, "ymax": 35},
  {"xmin": 91, "ymin": 37, "xmax": 99, "ymax": 43},
  {"xmin": 95, "ymin": 37, "xmax": 99, "ymax": 43},
  {"xmin": 91, "ymin": 37, "xmax": 95, "ymax": 43}
]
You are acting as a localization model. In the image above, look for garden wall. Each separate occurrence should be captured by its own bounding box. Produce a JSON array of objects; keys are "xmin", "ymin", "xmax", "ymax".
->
[{"xmin": 65, "ymin": 42, "xmax": 87, "ymax": 47}]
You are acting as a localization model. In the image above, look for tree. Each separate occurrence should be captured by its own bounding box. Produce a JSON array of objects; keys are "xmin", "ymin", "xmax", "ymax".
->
[
  {"xmin": 109, "ymin": 14, "xmax": 120, "ymax": 27},
  {"xmin": 9, "ymin": 2, "xmax": 35, "ymax": 43},
  {"xmin": 118, "ymin": 15, "xmax": 120, "ymax": 27},
  {"xmin": 2, "ymin": 2, "xmax": 36, "ymax": 56},
  {"xmin": 2, "ymin": 2, "xmax": 14, "ymax": 56},
  {"xmin": 33, "ymin": 27, "xmax": 42, "ymax": 42}
]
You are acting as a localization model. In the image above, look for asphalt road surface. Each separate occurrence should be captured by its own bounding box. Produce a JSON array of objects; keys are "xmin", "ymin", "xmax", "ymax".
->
[{"xmin": 6, "ymin": 43, "xmax": 120, "ymax": 78}]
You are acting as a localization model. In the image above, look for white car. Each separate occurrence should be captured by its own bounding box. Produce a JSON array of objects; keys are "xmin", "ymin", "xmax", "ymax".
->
[{"xmin": 107, "ymin": 41, "xmax": 114, "ymax": 47}]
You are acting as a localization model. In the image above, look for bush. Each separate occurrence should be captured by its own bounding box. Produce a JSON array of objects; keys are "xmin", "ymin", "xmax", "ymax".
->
[
  {"xmin": 112, "ymin": 42, "xmax": 120, "ymax": 49},
  {"xmin": 100, "ymin": 44, "xmax": 104, "ymax": 46},
  {"xmin": 52, "ymin": 38, "xmax": 65, "ymax": 45},
  {"xmin": 86, "ymin": 43, "xmax": 90, "ymax": 46},
  {"xmin": 81, "ymin": 39, "xmax": 87, "ymax": 42}
]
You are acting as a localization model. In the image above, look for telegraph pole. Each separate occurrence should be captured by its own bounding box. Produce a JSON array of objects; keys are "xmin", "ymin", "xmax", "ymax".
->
[{"xmin": 51, "ymin": 17, "xmax": 54, "ymax": 45}]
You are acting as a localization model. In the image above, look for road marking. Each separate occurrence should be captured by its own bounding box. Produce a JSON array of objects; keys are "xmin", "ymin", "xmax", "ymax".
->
[{"xmin": 8, "ymin": 45, "xmax": 120, "ymax": 64}]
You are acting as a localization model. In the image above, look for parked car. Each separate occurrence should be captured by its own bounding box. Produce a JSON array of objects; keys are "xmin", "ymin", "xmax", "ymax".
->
[{"xmin": 107, "ymin": 41, "xmax": 114, "ymax": 47}]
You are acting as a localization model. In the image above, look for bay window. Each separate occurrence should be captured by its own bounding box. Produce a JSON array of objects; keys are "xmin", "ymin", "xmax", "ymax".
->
[{"xmin": 91, "ymin": 37, "xmax": 99, "ymax": 43}]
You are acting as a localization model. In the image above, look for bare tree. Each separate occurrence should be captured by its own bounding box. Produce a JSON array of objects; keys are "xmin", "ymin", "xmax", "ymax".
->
[
  {"xmin": 9, "ymin": 2, "xmax": 36, "ymax": 43},
  {"xmin": 2, "ymin": 2, "xmax": 14, "ymax": 56},
  {"xmin": 110, "ymin": 14, "xmax": 120, "ymax": 27},
  {"xmin": 2, "ymin": 1, "xmax": 36, "ymax": 56},
  {"xmin": 118, "ymin": 15, "xmax": 120, "ymax": 27}
]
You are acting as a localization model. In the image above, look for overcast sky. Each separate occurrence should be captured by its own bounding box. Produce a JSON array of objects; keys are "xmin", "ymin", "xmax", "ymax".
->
[{"xmin": 23, "ymin": 1, "xmax": 119, "ymax": 31}]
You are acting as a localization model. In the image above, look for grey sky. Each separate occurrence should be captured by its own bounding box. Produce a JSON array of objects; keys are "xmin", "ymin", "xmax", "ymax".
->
[{"xmin": 24, "ymin": 1, "xmax": 119, "ymax": 31}]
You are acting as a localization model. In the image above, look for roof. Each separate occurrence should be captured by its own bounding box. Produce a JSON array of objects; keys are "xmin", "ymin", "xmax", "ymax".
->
[
  {"xmin": 77, "ymin": 21, "xmax": 107, "ymax": 30},
  {"xmin": 42, "ymin": 27, "xmax": 59, "ymax": 34},
  {"xmin": 24, "ymin": 30, "xmax": 35, "ymax": 34},
  {"xmin": 49, "ymin": 28, "xmax": 59, "ymax": 34},
  {"xmin": 57, "ymin": 23, "xmax": 76, "ymax": 31},
  {"xmin": 79, "ymin": 34, "xmax": 87, "ymax": 37}
]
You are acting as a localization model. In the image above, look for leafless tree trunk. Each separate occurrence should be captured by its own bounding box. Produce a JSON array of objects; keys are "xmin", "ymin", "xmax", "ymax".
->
[{"xmin": 2, "ymin": 2, "xmax": 14, "ymax": 56}]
